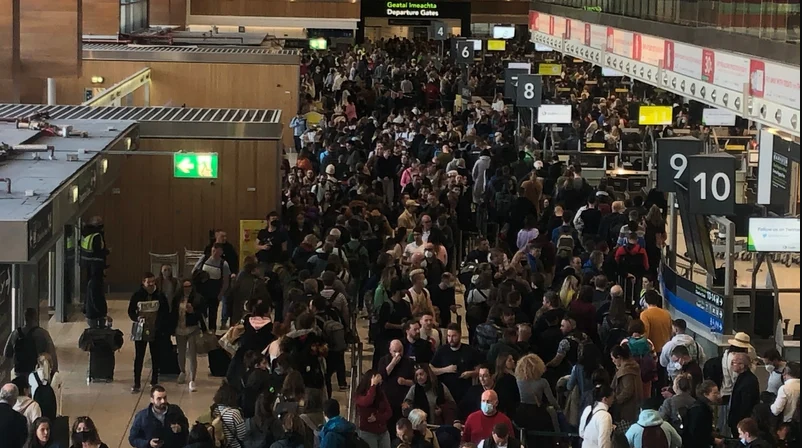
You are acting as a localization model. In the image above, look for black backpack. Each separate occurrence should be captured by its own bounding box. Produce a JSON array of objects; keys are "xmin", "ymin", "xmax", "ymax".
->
[
  {"xmin": 32, "ymin": 372, "xmax": 57, "ymax": 420},
  {"xmin": 345, "ymin": 431, "xmax": 370, "ymax": 448},
  {"xmin": 13, "ymin": 327, "xmax": 40, "ymax": 374},
  {"xmin": 343, "ymin": 240, "xmax": 368, "ymax": 279}
]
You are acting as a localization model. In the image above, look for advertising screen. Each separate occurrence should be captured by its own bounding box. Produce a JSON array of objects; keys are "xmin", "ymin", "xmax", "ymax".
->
[
  {"xmin": 467, "ymin": 39, "xmax": 482, "ymax": 51},
  {"xmin": 747, "ymin": 217, "xmax": 801, "ymax": 253},
  {"xmin": 538, "ymin": 63, "xmax": 562, "ymax": 76},
  {"xmin": 493, "ymin": 26, "xmax": 515, "ymax": 39},
  {"xmin": 702, "ymin": 108, "xmax": 737, "ymax": 126},
  {"xmin": 535, "ymin": 43, "xmax": 553, "ymax": 52},
  {"xmin": 602, "ymin": 67, "xmax": 624, "ymax": 77},
  {"xmin": 537, "ymin": 104, "xmax": 572, "ymax": 124},
  {"xmin": 638, "ymin": 105, "xmax": 673, "ymax": 125}
]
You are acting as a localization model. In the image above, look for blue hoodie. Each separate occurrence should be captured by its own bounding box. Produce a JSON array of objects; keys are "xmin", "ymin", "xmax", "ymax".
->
[
  {"xmin": 625, "ymin": 409, "xmax": 683, "ymax": 448},
  {"xmin": 319, "ymin": 416, "xmax": 356, "ymax": 448}
]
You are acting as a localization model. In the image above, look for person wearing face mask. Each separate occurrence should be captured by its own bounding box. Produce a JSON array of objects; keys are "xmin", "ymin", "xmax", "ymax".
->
[
  {"xmin": 70, "ymin": 416, "xmax": 108, "ymax": 448},
  {"xmin": 128, "ymin": 272, "xmax": 171, "ymax": 394},
  {"xmin": 256, "ymin": 211, "xmax": 289, "ymax": 266},
  {"xmin": 460, "ymin": 390, "xmax": 513, "ymax": 444},
  {"xmin": 737, "ymin": 418, "xmax": 773, "ymax": 448},
  {"xmin": 770, "ymin": 361, "xmax": 800, "ymax": 423},
  {"xmin": 128, "ymin": 386, "xmax": 189, "ymax": 448},
  {"xmin": 406, "ymin": 270, "xmax": 434, "ymax": 318},
  {"xmin": 762, "ymin": 349, "xmax": 789, "ymax": 395}
]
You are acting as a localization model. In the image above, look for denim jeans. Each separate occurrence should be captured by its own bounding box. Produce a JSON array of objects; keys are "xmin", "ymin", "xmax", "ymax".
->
[{"xmin": 358, "ymin": 430, "xmax": 391, "ymax": 448}]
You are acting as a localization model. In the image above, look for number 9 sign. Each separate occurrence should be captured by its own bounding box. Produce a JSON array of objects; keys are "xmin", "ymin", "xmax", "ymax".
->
[
  {"xmin": 656, "ymin": 137, "xmax": 703, "ymax": 192},
  {"xmin": 455, "ymin": 41, "xmax": 473, "ymax": 64}
]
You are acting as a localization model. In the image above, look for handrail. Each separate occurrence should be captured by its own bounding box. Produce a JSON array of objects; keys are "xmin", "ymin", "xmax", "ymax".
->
[{"xmin": 82, "ymin": 67, "xmax": 152, "ymax": 107}]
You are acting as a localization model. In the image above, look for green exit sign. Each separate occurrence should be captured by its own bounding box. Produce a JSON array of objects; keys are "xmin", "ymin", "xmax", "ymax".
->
[{"xmin": 173, "ymin": 153, "xmax": 219, "ymax": 179}]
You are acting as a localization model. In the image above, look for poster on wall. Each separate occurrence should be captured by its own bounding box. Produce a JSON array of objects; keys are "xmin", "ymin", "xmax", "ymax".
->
[{"xmin": 239, "ymin": 220, "xmax": 267, "ymax": 269}]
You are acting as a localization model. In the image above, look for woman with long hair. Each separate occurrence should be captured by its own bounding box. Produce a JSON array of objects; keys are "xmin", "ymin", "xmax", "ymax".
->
[
  {"xmin": 274, "ymin": 370, "xmax": 307, "ymax": 416},
  {"xmin": 171, "ymin": 278, "xmax": 205, "ymax": 392},
  {"xmin": 269, "ymin": 411, "xmax": 307, "ymax": 448},
  {"xmin": 559, "ymin": 275, "xmax": 579, "ymax": 308},
  {"xmin": 354, "ymin": 370, "xmax": 392, "ymax": 448},
  {"xmin": 69, "ymin": 417, "xmax": 108, "ymax": 448},
  {"xmin": 610, "ymin": 344, "xmax": 644, "ymax": 423},
  {"xmin": 27, "ymin": 417, "xmax": 59, "ymax": 448},
  {"xmin": 567, "ymin": 344, "xmax": 605, "ymax": 411},
  {"xmin": 569, "ymin": 285, "xmax": 598, "ymax": 341},
  {"xmin": 29, "ymin": 353, "xmax": 62, "ymax": 419},
  {"xmin": 245, "ymin": 393, "xmax": 279, "ymax": 448},
  {"xmin": 643, "ymin": 204, "xmax": 666, "ymax": 276},
  {"xmin": 241, "ymin": 351, "xmax": 273, "ymax": 419},
  {"xmin": 402, "ymin": 364, "xmax": 456, "ymax": 425},
  {"xmin": 578, "ymin": 384, "xmax": 616, "ymax": 448},
  {"xmin": 228, "ymin": 299, "xmax": 275, "ymax": 390},
  {"xmin": 212, "ymin": 381, "xmax": 248, "ymax": 448},
  {"xmin": 493, "ymin": 352, "xmax": 521, "ymax": 419}
]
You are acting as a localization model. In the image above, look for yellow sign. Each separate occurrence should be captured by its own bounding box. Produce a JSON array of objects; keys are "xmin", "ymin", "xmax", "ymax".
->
[
  {"xmin": 614, "ymin": 88, "xmax": 629, "ymax": 93},
  {"xmin": 486, "ymin": 39, "xmax": 506, "ymax": 51},
  {"xmin": 724, "ymin": 144, "xmax": 746, "ymax": 151},
  {"xmin": 557, "ymin": 87, "xmax": 572, "ymax": 92},
  {"xmin": 573, "ymin": 59, "xmax": 583, "ymax": 63},
  {"xmin": 239, "ymin": 219, "xmax": 267, "ymax": 269},
  {"xmin": 586, "ymin": 142, "xmax": 606, "ymax": 149},
  {"xmin": 638, "ymin": 105, "xmax": 673, "ymax": 126},
  {"xmin": 538, "ymin": 63, "xmax": 562, "ymax": 76},
  {"xmin": 585, "ymin": 80, "xmax": 598, "ymax": 85}
]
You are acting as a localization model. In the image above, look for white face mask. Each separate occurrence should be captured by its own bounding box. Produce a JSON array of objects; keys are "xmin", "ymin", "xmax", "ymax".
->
[{"xmin": 765, "ymin": 364, "xmax": 776, "ymax": 373}]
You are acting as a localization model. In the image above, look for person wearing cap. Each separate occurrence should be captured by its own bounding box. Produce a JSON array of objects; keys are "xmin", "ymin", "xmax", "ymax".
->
[{"xmin": 398, "ymin": 200, "xmax": 418, "ymax": 231}]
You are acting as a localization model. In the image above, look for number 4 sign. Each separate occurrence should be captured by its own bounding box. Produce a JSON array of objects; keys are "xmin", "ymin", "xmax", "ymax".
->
[
  {"xmin": 430, "ymin": 21, "xmax": 447, "ymax": 41},
  {"xmin": 688, "ymin": 153, "xmax": 736, "ymax": 216}
]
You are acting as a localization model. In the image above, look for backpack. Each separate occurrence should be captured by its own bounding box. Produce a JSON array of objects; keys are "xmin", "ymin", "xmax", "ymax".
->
[
  {"xmin": 617, "ymin": 249, "xmax": 646, "ymax": 278},
  {"xmin": 317, "ymin": 313, "xmax": 347, "ymax": 352},
  {"xmin": 703, "ymin": 356, "xmax": 724, "ymax": 388},
  {"xmin": 344, "ymin": 431, "xmax": 370, "ymax": 448},
  {"xmin": 494, "ymin": 190, "xmax": 514, "ymax": 216},
  {"xmin": 32, "ymin": 372, "xmax": 57, "ymax": 420},
  {"xmin": 343, "ymin": 240, "xmax": 368, "ymax": 279},
  {"xmin": 13, "ymin": 327, "xmax": 40, "ymax": 374},
  {"xmin": 556, "ymin": 231, "xmax": 575, "ymax": 259},
  {"xmin": 634, "ymin": 353, "xmax": 658, "ymax": 383},
  {"xmin": 638, "ymin": 423, "xmax": 669, "ymax": 448},
  {"xmin": 475, "ymin": 322, "xmax": 502, "ymax": 353}
]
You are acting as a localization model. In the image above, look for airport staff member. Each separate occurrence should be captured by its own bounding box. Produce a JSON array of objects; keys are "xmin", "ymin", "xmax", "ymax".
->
[{"xmin": 81, "ymin": 216, "xmax": 110, "ymax": 323}]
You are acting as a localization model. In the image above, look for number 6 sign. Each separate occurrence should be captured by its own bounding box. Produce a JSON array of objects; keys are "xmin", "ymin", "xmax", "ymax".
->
[
  {"xmin": 688, "ymin": 153, "xmax": 736, "ymax": 216},
  {"xmin": 455, "ymin": 41, "xmax": 473, "ymax": 65}
]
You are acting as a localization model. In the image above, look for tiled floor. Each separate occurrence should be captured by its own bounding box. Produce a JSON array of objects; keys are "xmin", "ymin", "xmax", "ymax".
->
[{"xmin": 46, "ymin": 299, "xmax": 368, "ymax": 448}]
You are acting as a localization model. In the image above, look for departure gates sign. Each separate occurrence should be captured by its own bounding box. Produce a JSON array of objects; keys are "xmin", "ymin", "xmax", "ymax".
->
[
  {"xmin": 173, "ymin": 153, "xmax": 219, "ymax": 179},
  {"xmin": 386, "ymin": 2, "xmax": 440, "ymax": 17}
]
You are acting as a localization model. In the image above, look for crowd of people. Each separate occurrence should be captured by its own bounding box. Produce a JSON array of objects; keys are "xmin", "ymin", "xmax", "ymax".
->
[{"xmin": 0, "ymin": 37, "xmax": 799, "ymax": 448}]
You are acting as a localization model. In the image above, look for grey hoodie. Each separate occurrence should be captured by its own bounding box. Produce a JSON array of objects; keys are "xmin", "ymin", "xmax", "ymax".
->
[{"xmin": 471, "ymin": 155, "xmax": 491, "ymax": 204}]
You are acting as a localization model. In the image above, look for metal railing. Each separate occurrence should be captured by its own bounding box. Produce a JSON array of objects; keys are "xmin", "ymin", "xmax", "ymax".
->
[
  {"xmin": 82, "ymin": 67, "xmax": 152, "ymax": 108},
  {"xmin": 346, "ymin": 340, "xmax": 364, "ymax": 423},
  {"xmin": 536, "ymin": 0, "xmax": 800, "ymax": 43}
]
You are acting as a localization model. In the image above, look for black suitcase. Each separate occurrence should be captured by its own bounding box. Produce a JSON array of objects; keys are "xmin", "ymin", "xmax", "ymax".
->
[
  {"xmin": 88, "ymin": 347, "xmax": 115, "ymax": 383},
  {"xmin": 208, "ymin": 348, "xmax": 231, "ymax": 377},
  {"xmin": 160, "ymin": 343, "xmax": 181, "ymax": 376},
  {"xmin": 51, "ymin": 416, "xmax": 70, "ymax": 448}
]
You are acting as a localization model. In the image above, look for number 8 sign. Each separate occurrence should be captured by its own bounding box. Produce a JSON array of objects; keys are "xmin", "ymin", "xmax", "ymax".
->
[
  {"xmin": 688, "ymin": 154, "xmax": 736, "ymax": 216},
  {"xmin": 455, "ymin": 41, "xmax": 473, "ymax": 64},
  {"xmin": 515, "ymin": 74, "xmax": 542, "ymax": 108}
]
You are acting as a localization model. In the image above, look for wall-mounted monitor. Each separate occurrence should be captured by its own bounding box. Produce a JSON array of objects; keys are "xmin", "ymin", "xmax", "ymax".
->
[
  {"xmin": 487, "ymin": 39, "xmax": 506, "ymax": 51},
  {"xmin": 747, "ymin": 217, "xmax": 801, "ymax": 253},
  {"xmin": 702, "ymin": 108, "xmax": 737, "ymax": 126},
  {"xmin": 537, "ymin": 104, "xmax": 572, "ymax": 124},
  {"xmin": 535, "ymin": 43, "xmax": 553, "ymax": 52},
  {"xmin": 467, "ymin": 39, "xmax": 482, "ymax": 51},
  {"xmin": 638, "ymin": 105, "xmax": 673, "ymax": 125},
  {"xmin": 602, "ymin": 67, "xmax": 624, "ymax": 77},
  {"xmin": 493, "ymin": 26, "xmax": 515, "ymax": 39}
]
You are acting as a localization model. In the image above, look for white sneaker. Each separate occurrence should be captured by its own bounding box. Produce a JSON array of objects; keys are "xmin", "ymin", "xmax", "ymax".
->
[
  {"xmin": 188, "ymin": 381, "xmax": 197, "ymax": 392},
  {"xmin": 177, "ymin": 373, "xmax": 186, "ymax": 384}
]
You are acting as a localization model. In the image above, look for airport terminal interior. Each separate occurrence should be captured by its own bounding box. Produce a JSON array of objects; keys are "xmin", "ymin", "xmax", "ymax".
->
[{"xmin": 0, "ymin": 0, "xmax": 800, "ymax": 447}]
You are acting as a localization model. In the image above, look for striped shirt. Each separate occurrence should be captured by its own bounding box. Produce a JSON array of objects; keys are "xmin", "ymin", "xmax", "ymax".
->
[{"xmin": 216, "ymin": 405, "xmax": 247, "ymax": 448}]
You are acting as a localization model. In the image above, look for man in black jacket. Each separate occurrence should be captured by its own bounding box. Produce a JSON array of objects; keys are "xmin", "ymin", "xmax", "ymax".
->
[
  {"xmin": 128, "ymin": 272, "xmax": 171, "ymax": 393},
  {"xmin": 0, "ymin": 384, "xmax": 28, "ymax": 448},
  {"xmin": 728, "ymin": 352, "xmax": 761, "ymax": 437}
]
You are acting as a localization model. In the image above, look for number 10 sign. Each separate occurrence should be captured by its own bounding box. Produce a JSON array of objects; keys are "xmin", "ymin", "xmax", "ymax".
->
[{"xmin": 688, "ymin": 153, "xmax": 736, "ymax": 216}]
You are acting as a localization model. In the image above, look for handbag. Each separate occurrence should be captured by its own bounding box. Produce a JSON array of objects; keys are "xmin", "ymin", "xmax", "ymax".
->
[
  {"xmin": 218, "ymin": 323, "xmax": 245, "ymax": 356},
  {"xmin": 130, "ymin": 318, "xmax": 145, "ymax": 342},
  {"xmin": 195, "ymin": 332, "xmax": 220, "ymax": 355}
]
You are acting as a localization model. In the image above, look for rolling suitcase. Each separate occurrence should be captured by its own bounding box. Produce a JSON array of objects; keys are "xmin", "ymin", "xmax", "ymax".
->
[
  {"xmin": 160, "ymin": 342, "xmax": 181, "ymax": 376},
  {"xmin": 88, "ymin": 346, "xmax": 115, "ymax": 383}
]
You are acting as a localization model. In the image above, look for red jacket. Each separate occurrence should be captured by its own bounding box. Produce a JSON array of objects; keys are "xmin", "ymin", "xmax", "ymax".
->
[
  {"xmin": 461, "ymin": 410, "xmax": 513, "ymax": 443},
  {"xmin": 614, "ymin": 243, "xmax": 649, "ymax": 272},
  {"xmin": 354, "ymin": 385, "xmax": 393, "ymax": 434}
]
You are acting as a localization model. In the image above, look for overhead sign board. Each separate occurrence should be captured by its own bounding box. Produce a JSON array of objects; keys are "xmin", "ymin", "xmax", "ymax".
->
[
  {"xmin": 454, "ymin": 41, "xmax": 473, "ymax": 64},
  {"xmin": 656, "ymin": 137, "xmax": 703, "ymax": 193},
  {"xmin": 702, "ymin": 108, "xmax": 737, "ymax": 126},
  {"xmin": 688, "ymin": 153, "xmax": 736, "ymax": 216},
  {"xmin": 173, "ymin": 153, "xmax": 219, "ymax": 179},
  {"xmin": 516, "ymin": 74, "xmax": 543, "ymax": 108},
  {"xmin": 537, "ymin": 104, "xmax": 572, "ymax": 124},
  {"xmin": 430, "ymin": 21, "xmax": 446, "ymax": 40},
  {"xmin": 538, "ymin": 63, "xmax": 562, "ymax": 76},
  {"xmin": 385, "ymin": 1, "xmax": 440, "ymax": 17},
  {"xmin": 638, "ymin": 105, "xmax": 673, "ymax": 125}
]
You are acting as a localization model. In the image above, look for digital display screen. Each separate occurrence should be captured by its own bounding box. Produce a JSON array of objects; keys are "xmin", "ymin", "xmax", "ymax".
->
[
  {"xmin": 602, "ymin": 67, "xmax": 624, "ymax": 77},
  {"xmin": 703, "ymin": 108, "xmax": 737, "ymax": 126},
  {"xmin": 467, "ymin": 39, "xmax": 482, "ymax": 51},
  {"xmin": 487, "ymin": 39, "xmax": 506, "ymax": 51},
  {"xmin": 537, "ymin": 105, "xmax": 572, "ymax": 124},
  {"xmin": 747, "ymin": 217, "xmax": 801, "ymax": 253},
  {"xmin": 493, "ymin": 26, "xmax": 515, "ymax": 39},
  {"xmin": 638, "ymin": 105, "xmax": 673, "ymax": 126},
  {"xmin": 535, "ymin": 43, "xmax": 553, "ymax": 52},
  {"xmin": 661, "ymin": 265, "xmax": 724, "ymax": 334}
]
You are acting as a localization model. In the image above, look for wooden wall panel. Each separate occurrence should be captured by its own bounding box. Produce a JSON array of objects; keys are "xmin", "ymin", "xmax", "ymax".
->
[
  {"xmin": 20, "ymin": 0, "xmax": 81, "ymax": 78},
  {"xmin": 83, "ymin": 0, "xmax": 118, "ymax": 36},
  {"xmin": 55, "ymin": 60, "xmax": 299, "ymax": 146},
  {"xmin": 0, "ymin": 0, "xmax": 19, "ymax": 81},
  {"xmin": 190, "ymin": 0, "xmax": 360, "ymax": 19},
  {"xmin": 85, "ymin": 138, "xmax": 281, "ymax": 287},
  {"xmin": 150, "ymin": 0, "xmax": 187, "ymax": 28}
]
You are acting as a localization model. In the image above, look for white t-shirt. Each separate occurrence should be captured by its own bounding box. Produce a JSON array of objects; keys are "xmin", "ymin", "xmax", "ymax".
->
[{"xmin": 195, "ymin": 256, "xmax": 231, "ymax": 281}]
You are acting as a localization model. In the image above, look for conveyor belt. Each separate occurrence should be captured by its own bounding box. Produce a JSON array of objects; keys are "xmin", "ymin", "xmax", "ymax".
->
[
  {"xmin": 82, "ymin": 43, "xmax": 298, "ymax": 55},
  {"xmin": 0, "ymin": 104, "xmax": 281, "ymax": 124}
]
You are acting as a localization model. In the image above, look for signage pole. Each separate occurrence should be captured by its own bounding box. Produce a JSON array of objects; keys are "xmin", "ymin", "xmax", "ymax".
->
[
  {"xmin": 530, "ymin": 107, "xmax": 534, "ymax": 154},
  {"xmin": 667, "ymin": 192, "xmax": 677, "ymax": 270}
]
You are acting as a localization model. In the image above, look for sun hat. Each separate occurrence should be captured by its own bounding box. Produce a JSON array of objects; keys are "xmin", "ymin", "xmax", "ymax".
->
[{"xmin": 728, "ymin": 332, "xmax": 752, "ymax": 349}]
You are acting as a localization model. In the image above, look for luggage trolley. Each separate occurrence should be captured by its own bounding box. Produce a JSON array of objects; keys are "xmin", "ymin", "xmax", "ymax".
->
[
  {"xmin": 149, "ymin": 252, "xmax": 179, "ymax": 278},
  {"xmin": 184, "ymin": 248, "xmax": 205, "ymax": 278}
]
